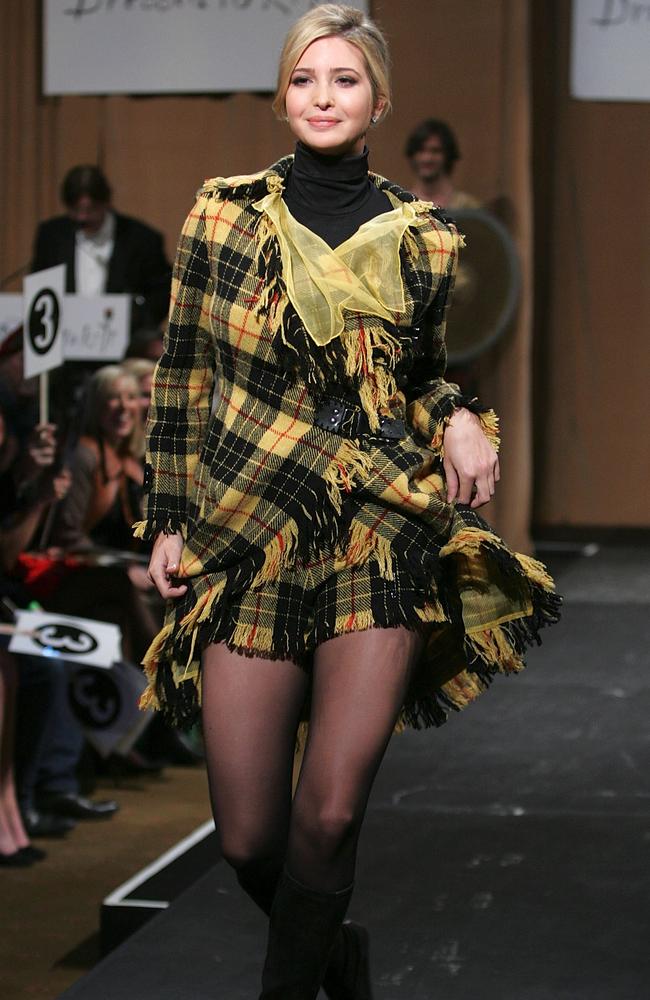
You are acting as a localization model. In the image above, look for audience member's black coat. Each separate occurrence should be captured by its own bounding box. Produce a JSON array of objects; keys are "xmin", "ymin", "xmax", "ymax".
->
[{"xmin": 31, "ymin": 213, "xmax": 171, "ymax": 327}]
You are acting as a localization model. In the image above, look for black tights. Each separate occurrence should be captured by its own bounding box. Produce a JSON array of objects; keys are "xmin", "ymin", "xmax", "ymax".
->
[{"xmin": 201, "ymin": 628, "xmax": 419, "ymax": 901}]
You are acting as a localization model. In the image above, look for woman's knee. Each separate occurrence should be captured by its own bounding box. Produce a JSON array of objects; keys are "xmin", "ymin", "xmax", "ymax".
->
[
  {"xmin": 290, "ymin": 799, "xmax": 360, "ymax": 863},
  {"xmin": 219, "ymin": 830, "xmax": 284, "ymax": 873}
]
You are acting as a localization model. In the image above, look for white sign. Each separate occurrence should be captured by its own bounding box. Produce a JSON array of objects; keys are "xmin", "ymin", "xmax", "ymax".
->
[
  {"xmin": 0, "ymin": 295, "xmax": 22, "ymax": 349},
  {"xmin": 571, "ymin": 0, "xmax": 650, "ymax": 101},
  {"xmin": 67, "ymin": 660, "xmax": 150, "ymax": 758},
  {"xmin": 23, "ymin": 265, "xmax": 65, "ymax": 378},
  {"xmin": 43, "ymin": 0, "xmax": 369, "ymax": 95},
  {"xmin": 62, "ymin": 293, "xmax": 131, "ymax": 361},
  {"xmin": 9, "ymin": 609, "xmax": 122, "ymax": 668}
]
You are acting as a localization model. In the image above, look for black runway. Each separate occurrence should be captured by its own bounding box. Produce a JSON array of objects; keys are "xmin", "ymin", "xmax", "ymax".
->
[{"xmin": 60, "ymin": 546, "xmax": 650, "ymax": 999}]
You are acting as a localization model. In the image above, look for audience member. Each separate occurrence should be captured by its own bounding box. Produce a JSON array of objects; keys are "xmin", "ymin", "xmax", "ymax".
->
[
  {"xmin": 405, "ymin": 118, "xmax": 481, "ymax": 210},
  {"xmin": 121, "ymin": 357, "xmax": 156, "ymax": 427},
  {"xmin": 0, "ymin": 403, "xmax": 76, "ymax": 853},
  {"xmin": 31, "ymin": 165, "xmax": 171, "ymax": 329},
  {"xmin": 0, "ymin": 328, "xmax": 38, "ymax": 447},
  {"xmin": 0, "ymin": 399, "xmax": 120, "ymax": 833},
  {"xmin": 49, "ymin": 365, "xmax": 160, "ymax": 664}
]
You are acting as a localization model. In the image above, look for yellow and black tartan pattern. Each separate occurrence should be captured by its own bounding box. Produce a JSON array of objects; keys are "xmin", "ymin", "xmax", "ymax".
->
[{"xmin": 134, "ymin": 155, "xmax": 560, "ymax": 730}]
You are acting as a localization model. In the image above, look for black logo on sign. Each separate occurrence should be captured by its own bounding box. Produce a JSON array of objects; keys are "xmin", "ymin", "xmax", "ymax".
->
[
  {"xmin": 33, "ymin": 623, "xmax": 98, "ymax": 656},
  {"xmin": 68, "ymin": 668, "xmax": 121, "ymax": 729},
  {"xmin": 28, "ymin": 288, "xmax": 60, "ymax": 356}
]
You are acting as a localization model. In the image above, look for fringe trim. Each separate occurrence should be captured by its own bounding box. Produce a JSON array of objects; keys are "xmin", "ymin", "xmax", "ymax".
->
[
  {"xmin": 438, "ymin": 526, "xmax": 502, "ymax": 561},
  {"xmin": 229, "ymin": 620, "xmax": 272, "ymax": 654},
  {"xmin": 178, "ymin": 578, "xmax": 227, "ymax": 634},
  {"xmin": 393, "ymin": 521, "xmax": 562, "ymax": 729},
  {"xmin": 322, "ymin": 440, "xmax": 374, "ymax": 514},
  {"xmin": 248, "ymin": 439, "xmax": 374, "ymax": 586},
  {"xmin": 464, "ymin": 626, "xmax": 525, "ymax": 675},
  {"xmin": 335, "ymin": 518, "xmax": 395, "ymax": 581},
  {"xmin": 478, "ymin": 409, "xmax": 501, "ymax": 453},
  {"xmin": 415, "ymin": 597, "xmax": 448, "ymax": 623},
  {"xmin": 132, "ymin": 518, "xmax": 185, "ymax": 542},
  {"xmin": 513, "ymin": 551, "xmax": 555, "ymax": 591},
  {"xmin": 138, "ymin": 501, "xmax": 561, "ymax": 736},
  {"xmin": 430, "ymin": 402, "xmax": 500, "ymax": 456},
  {"xmin": 139, "ymin": 622, "xmax": 174, "ymax": 711},
  {"xmin": 442, "ymin": 668, "xmax": 491, "ymax": 709},
  {"xmin": 251, "ymin": 520, "xmax": 300, "ymax": 588}
]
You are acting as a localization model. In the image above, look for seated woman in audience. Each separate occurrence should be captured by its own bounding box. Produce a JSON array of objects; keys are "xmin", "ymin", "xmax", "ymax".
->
[
  {"xmin": 121, "ymin": 357, "xmax": 156, "ymax": 427},
  {"xmin": 52, "ymin": 365, "xmax": 145, "ymax": 553},
  {"xmin": 0, "ymin": 405, "xmax": 74, "ymax": 862},
  {"xmin": 49, "ymin": 365, "xmax": 159, "ymax": 664}
]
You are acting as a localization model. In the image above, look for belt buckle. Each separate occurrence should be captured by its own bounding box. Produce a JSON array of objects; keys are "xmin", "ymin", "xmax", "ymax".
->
[{"xmin": 314, "ymin": 398, "xmax": 346, "ymax": 433}]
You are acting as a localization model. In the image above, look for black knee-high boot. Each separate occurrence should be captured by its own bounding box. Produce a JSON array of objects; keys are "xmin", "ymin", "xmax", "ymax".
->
[
  {"xmin": 321, "ymin": 922, "xmax": 373, "ymax": 1000},
  {"xmin": 237, "ymin": 859, "xmax": 374, "ymax": 999},
  {"xmin": 259, "ymin": 869, "xmax": 352, "ymax": 1000}
]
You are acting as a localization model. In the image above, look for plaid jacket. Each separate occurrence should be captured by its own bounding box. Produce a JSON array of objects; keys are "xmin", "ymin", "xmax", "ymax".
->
[{"xmin": 134, "ymin": 156, "xmax": 559, "ymax": 729}]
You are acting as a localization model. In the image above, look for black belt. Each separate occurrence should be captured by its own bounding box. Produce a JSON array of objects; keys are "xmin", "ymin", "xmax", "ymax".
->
[{"xmin": 314, "ymin": 396, "xmax": 405, "ymax": 441}]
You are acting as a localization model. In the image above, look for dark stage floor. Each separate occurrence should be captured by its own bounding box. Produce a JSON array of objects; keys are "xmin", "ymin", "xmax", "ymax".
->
[{"xmin": 60, "ymin": 546, "xmax": 650, "ymax": 999}]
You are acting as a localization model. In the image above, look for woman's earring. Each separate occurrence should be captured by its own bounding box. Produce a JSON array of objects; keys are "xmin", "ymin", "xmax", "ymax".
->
[{"xmin": 371, "ymin": 115, "xmax": 378, "ymax": 124}]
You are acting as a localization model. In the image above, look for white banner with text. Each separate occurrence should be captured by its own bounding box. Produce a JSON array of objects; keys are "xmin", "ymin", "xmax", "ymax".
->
[
  {"xmin": 572, "ymin": 0, "xmax": 650, "ymax": 101},
  {"xmin": 44, "ymin": 0, "xmax": 369, "ymax": 96}
]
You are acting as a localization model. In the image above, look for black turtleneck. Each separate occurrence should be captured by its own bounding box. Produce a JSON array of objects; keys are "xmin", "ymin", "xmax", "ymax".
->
[{"xmin": 282, "ymin": 141, "xmax": 393, "ymax": 250}]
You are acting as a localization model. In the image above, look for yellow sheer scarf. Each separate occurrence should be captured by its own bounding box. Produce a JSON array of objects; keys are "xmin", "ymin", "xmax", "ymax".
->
[{"xmin": 253, "ymin": 188, "xmax": 425, "ymax": 347}]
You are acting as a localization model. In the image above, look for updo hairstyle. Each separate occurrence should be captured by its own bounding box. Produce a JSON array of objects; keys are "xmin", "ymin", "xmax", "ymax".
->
[{"xmin": 272, "ymin": 4, "xmax": 391, "ymax": 124}]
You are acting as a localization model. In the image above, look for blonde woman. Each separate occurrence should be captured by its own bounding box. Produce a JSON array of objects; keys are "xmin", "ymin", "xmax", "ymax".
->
[
  {"xmin": 51, "ymin": 365, "xmax": 158, "ymax": 665},
  {"xmin": 140, "ymin": 6, "xmax": 560, "ymax": 997},
  {"xmin": 121, "ymin": 357, "xmax": 156, "ymax": 426},
  {"xmin": 54, "ymin": 365, "xmax": 144, "ymax": 553}
]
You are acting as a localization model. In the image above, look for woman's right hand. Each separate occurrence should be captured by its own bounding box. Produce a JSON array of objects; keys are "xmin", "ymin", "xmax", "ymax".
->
[{"xmin": 147, "ymin": 531, "xmax": 188, "ymax": 599}]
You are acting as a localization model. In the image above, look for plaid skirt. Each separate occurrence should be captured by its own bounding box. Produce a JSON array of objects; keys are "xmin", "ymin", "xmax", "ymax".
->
[
  {"xmin": 143, "ymin": 492, "xmax": 561, "ymax": 733},
  {"xmin": 205, "ymin": 551, "xmax": 427, "ymax": 664}
]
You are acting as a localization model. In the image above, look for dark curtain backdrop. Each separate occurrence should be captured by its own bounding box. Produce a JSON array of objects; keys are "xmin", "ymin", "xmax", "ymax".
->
[{"xmin": 6, "ymin": 2, "xmax": 644, "ymax": 544}]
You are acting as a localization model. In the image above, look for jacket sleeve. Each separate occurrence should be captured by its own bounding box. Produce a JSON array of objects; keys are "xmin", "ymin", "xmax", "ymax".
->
[
  {"xmin": 405, "ymin": 221, "xmax": 499, "ymax": 456},
  {"xmin": 133, "ymin": 193, "xmax": 216, "ymax": 541}
]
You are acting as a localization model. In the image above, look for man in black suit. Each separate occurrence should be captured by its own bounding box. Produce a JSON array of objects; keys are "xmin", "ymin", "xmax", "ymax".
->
[{"xmin": 31, "ymin": 165, "xmax": 171, "ymax": 329}]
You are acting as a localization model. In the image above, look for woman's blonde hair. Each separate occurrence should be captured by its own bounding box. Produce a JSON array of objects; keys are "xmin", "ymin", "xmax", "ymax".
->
[
  {"xmin": 272, "ymin": 4, "xmax": 391, "ymax": 124},
  {"xmin": 80, "ymin": 364, "xmax": 144, "ymax": 459},
  {"xmin": 121, "ymin": 357, "xmax": 156, "ymax": 382}
]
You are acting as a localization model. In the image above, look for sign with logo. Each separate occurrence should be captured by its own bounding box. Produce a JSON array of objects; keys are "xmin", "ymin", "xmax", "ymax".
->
[
  {"xmin": 62, "ymin": 293, "xmax": 131, "ymax": 361},
  {"xmin": 67, "ymin": 660, "xmax": 151, "ymax": 758},
  {"xmin": 9, "ymin": 609, "xmax": 121, "ymax": 668},
  {"xmin": 23, "ymin": 265, "xmax": 65, "ymax": 378}
]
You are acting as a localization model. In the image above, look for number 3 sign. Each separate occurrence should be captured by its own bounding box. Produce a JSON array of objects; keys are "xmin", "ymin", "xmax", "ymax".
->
[
  {"xmin": 23, "ymin": 265, "xmax": 65, "ymax": 378},
  {"xmin": 9, "ymin": 609, "xmax": 121, "ymax": 669}
]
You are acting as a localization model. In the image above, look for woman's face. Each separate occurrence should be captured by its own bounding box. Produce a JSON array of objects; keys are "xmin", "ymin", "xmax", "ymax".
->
[
  {"xmin": 285, "ymin": 35, "xmax": 381, "ymax": 157},
  {"xmin": 99, "ymin": 376, "xmax": 139, "ymax": 443}
]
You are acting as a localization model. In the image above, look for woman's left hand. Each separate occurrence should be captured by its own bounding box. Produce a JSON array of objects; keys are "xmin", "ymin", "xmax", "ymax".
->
[{"xmin": 442, "ymin": 408, "xmax": 500, "ymax": 508}]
